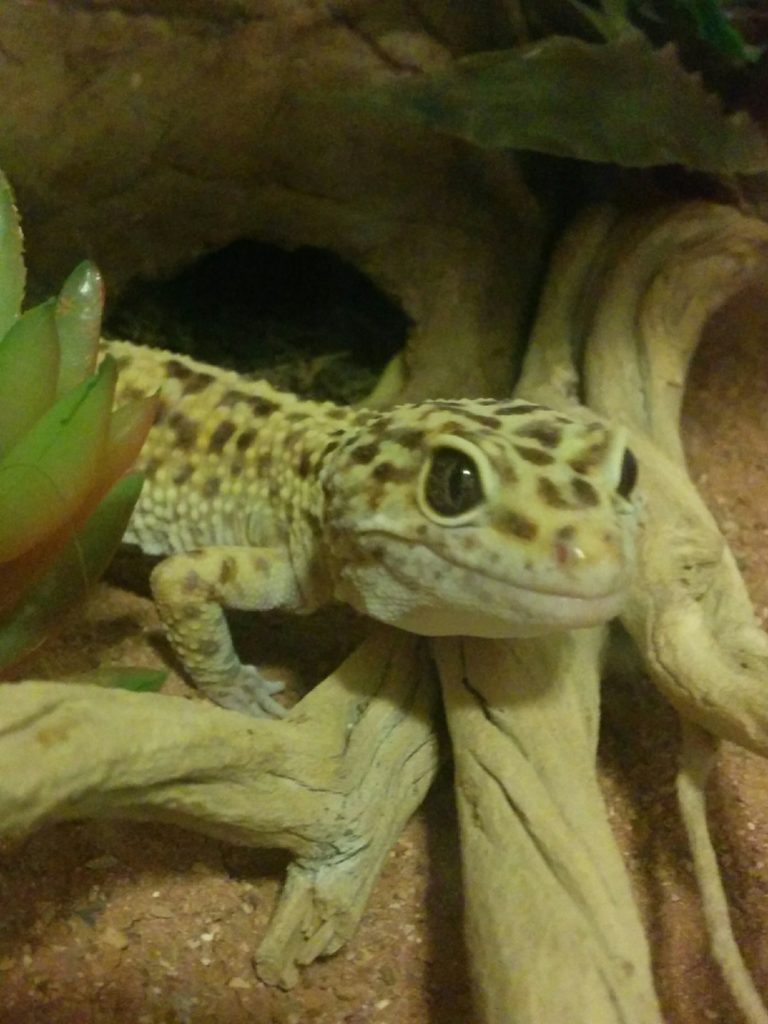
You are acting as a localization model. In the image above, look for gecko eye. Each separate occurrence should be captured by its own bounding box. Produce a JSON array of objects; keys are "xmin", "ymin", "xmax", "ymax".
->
[
  {"xmin": 617, "ymin": 449, "xmax": 638, "ymax": 499},
  {"xmin": 425, "ymin": 447, "xmax": 484, "ymax": 517}
]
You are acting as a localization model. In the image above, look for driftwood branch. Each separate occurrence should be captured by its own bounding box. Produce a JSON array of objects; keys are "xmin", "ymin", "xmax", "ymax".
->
[
  {"xmin": 0, "ymin": 627, "xmax": 443, "ymax": 988},
  {"xmin": 435, "ymin": 631, "xmax": 663, "ymax": 1024},
  {"xmin": 582, "ymin": 204, "xmax": 768, "ymax": 755}
]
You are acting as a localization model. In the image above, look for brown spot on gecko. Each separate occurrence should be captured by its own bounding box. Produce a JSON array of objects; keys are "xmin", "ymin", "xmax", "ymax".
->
[
  {"xmin": 249, "ymin": 396, "xmax": 279, "ymax": 417},
  {"xmin": 437, "ymin": 420, "xmax": 470, "ymax": 435},
  {"xmin": 231, "ymin": 456, "xmax": 244, "ymax": 478},
  {"xmin": 202, "ymin": 476, "xmax": 221, "ymax": 498},
  {"xmin": 497, "ymin": 461, "xmax": 518, "ymax": 485},
  {"xmin": 182, "ymin": 372, "xmax": 215, "ymax": 395},
  {"xmin": 441, "ymin": 410, "xmax": 502, "ymax": 430},
  {"xmin": 389, "ymin": 429, "xmax": 424, "ymax": 450},
  {"xmin": 354, "ymin": 411, "xmax": 381, "ymax": 427},
  {"xmin": 321, "ymin": 440, "xmax": 340, "ymax": 460},
  {"xmin": 572, "ymin": 477, "xmax": 599, "ymax": 507},
  {"xmin": 495, "ymin": 403, "xmax": 544, "ymax": 415},
  {"xmin": 257, "ymin": 453, "xmax": 273, "ymax": 474},
  {"xmin": 166, "ymin": 359, "xmax": 192, "ymax": 380},
  {"xmin": 221, "ymin": 389, "xmax": 247, "ymax": 407},
  {"xmin": 208, "ymin": 421, "xmax": 236, "ymax": 453},
  {"xmin": 514, "ymin": 445, "xmax": 555, "ymax": 466},
  {"xmin": 143, "ymin": 457, "xmax": 161, "ymax": 479},
  {"xmin": 569, "ymin": 439, "xmax": 610, "ymax": 474},
  {"xmin": 168, "ymin": 411, "xmax": 198, "ymax": 449},
  {"xmin": 298, "ymin": 451, "xmax": 313, "ymax": 478},
  {"xmin": 538, "ymin": 478, "xmax": 572, "ymax": 510},
  {"xmin": 372, "ymin": 461, "xmax": 416, "ymax": 484},
  {"xmin": 218, "ymin": 557, "xmax": 237, "ymax": 584},
  {"xmin": 286, "ymin": 411, "xmax": 309, "ymax": 423},
  {"xmin": 183, "ymin": 570, "xmax": 202, "ymax": 593},
  {"xmin": 236, "ymin": 430, "xmax": 257, "ymax": 452},
  {"xmin": 495, "ymin": 510, "xmax": 538, "ymax": 540},
  {"xmin": 120, "ymin": 385, "xmax": 146, "ymax": 402},
  {"xmin": 173, "ymin": 464, "xmax": 194, "ymax": 486},
  {"xmin": 349, "ymin": 442, "xmax": 379, "ymax": 465},
  {"xmin": 515, "ymin": 422, "xmax": 562, "ymax": 448},
  {"xmin": 431, "ymin": 400, "xmax": 465, "ymax": 411}
]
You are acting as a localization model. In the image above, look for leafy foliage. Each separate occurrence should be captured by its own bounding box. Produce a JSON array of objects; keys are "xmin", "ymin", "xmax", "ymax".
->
[
  {"xmin": 0, "ymin": 171, "xmax": 157, "ymax": 670},
  {"xmin": 342, "ymin": 12, "xmax": 767, "ymax": 173},
  {"xmin": 67, "ymin": 666, "xmax": 168, "ymax": 693},
  {"xmin": 631, "ymin": 0, "xmax": 759, "ymax": 63}
]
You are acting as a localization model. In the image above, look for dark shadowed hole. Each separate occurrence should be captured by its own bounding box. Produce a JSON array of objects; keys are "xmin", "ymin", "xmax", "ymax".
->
[{"xmin": 105, "ymin": 241, "xmax": 410, "ymax": 403}]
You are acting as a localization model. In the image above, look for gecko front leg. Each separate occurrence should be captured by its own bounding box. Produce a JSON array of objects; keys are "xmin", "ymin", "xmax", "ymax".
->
[{"xmin": 150, "ymin": 546, "xmax": 305, "ymax": 717}]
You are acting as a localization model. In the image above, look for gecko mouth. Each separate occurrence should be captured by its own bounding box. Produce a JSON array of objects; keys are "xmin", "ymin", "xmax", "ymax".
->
[
  {"xmin": 357, "ymin": 529, "xmax": 630, "ymax": 603},
  {"xmin": 389, "ymin": 580, "xmax": 628, "ymax": 639}
]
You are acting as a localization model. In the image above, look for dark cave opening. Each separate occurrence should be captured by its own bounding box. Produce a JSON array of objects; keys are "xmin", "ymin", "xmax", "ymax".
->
[{"xmin": 105, "ymin": 240, "xmax": 410, "ymax": 403}]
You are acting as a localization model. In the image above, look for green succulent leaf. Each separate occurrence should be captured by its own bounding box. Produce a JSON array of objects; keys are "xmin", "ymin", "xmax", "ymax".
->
[
  {"xmin": 0, "ymin": 300, "xmax": 60, "ymax": 453},
  {"xmin": 0, "ymin": 171, "xmax": 25, "ymax": 339},
  {"xmin": 102, "ymin": 394, "xmax": 159, "ymax": 489},
  {"xmin": 68, "ymin": 666, "xmax": 167, "ymax": 692},
  {"xmin": 55, "ymin": 261, "xmax": 104, "ymax": 396},
  {"xmin": 342, "ymin": 32, "xmax": 768, "ymax": 172},
  {"xmin": 0, "ymin": 358, "xmax": 116, "ymax": 561},
  {"xmin": 0, "ymin": 473, "xmax": 144, "ymax": 670}
]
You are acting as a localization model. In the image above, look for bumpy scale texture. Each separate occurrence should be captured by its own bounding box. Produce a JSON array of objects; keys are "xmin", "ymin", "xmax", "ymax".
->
[{"xmin": 106, "ymin": 340, "xmax": 638, "ymax": 716}]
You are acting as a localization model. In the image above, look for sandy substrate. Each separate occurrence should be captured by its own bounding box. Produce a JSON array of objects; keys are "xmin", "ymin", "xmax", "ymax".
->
[{"xmin": 0, "ymin": 291, "xmax": 767, "ymax": 1024}]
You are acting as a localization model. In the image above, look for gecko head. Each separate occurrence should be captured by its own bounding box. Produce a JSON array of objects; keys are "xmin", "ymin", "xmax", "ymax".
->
[{"xmin": 322, "ymin": 399, "xmax": 639, "ymax": 638}]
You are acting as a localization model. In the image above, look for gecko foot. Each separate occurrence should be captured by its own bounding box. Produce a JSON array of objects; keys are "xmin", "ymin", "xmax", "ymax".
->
[{"xmin": 205, "ymin": 666, "xmax": 288, "ymax": 719}]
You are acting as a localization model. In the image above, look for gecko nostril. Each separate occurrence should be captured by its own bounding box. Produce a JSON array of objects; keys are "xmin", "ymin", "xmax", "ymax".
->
[{"xmin": 554, "ymin": 526, "xmax": 585, "ymax": 568}]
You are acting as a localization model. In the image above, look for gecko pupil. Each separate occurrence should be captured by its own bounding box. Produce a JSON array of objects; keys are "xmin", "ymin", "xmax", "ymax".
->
[
  {"xmin": 617, "ymin": 449, "xmax": 638, "ymax": 499},
  {"xmin": 425, "ymin": 448, "xmax": 483, "ymax": 517}
]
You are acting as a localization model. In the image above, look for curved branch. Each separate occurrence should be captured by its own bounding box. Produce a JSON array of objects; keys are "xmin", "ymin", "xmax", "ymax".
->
[
  {"xmin": 435, "ymin": 631, "xmax": 662, "ymax": 1024},
  {"xmin": 0, "ymin": 627, "xmax": 444, "ymax": 986}
]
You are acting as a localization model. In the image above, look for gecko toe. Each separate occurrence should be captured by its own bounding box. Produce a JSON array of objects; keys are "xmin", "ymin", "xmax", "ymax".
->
[{"xmin": 209, "ymin": 666, "xmax": 288, "ymax": 718}]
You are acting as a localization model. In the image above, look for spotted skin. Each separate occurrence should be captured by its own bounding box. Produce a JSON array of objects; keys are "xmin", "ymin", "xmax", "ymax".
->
[{"xmin": 105, "ymin": 340, "xmax": 638, "ymax": 717}]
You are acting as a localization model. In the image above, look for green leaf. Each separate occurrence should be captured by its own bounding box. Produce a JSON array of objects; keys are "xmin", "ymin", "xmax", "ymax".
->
[
  {"xmin": 662, "ymin": 0, "xmax": 758, "ymax": 63},
  {"xmin": 68, "ymin": 666, "xmax": 167, "ymax": 692},
  {"xmin": 0, "ymin": 473, "xmax": 144, "ymax": 670},
  {"xmin": 568, "ymin": 0, "xmax": 632, "ymax": 40},
  {"xmin": 101, "ymin": 393, "xmax": 159, "ymax": 490},
  {"xmin": 0, "ymin": 358, "xmax": 116, "ymax": 561},
  {"xmin": 342, "ymin": 32, "xmax": 768, "ymax": 173},
  {"xmin": 0, "ymin": 171, "xmax": 25, "ymax": 339},
  {"xmin": 55, "ymin": 261, "xmax": 104, "ymax": 396},
  {"xmin": 0, "ymin": 300, "xmax": 60, "ymax": 453}
]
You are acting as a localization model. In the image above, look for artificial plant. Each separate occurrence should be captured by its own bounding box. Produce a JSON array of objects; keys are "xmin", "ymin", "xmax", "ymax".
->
[{"xmin": 0, "ymin": 171, "xmax": 156, "ymax": 670}]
